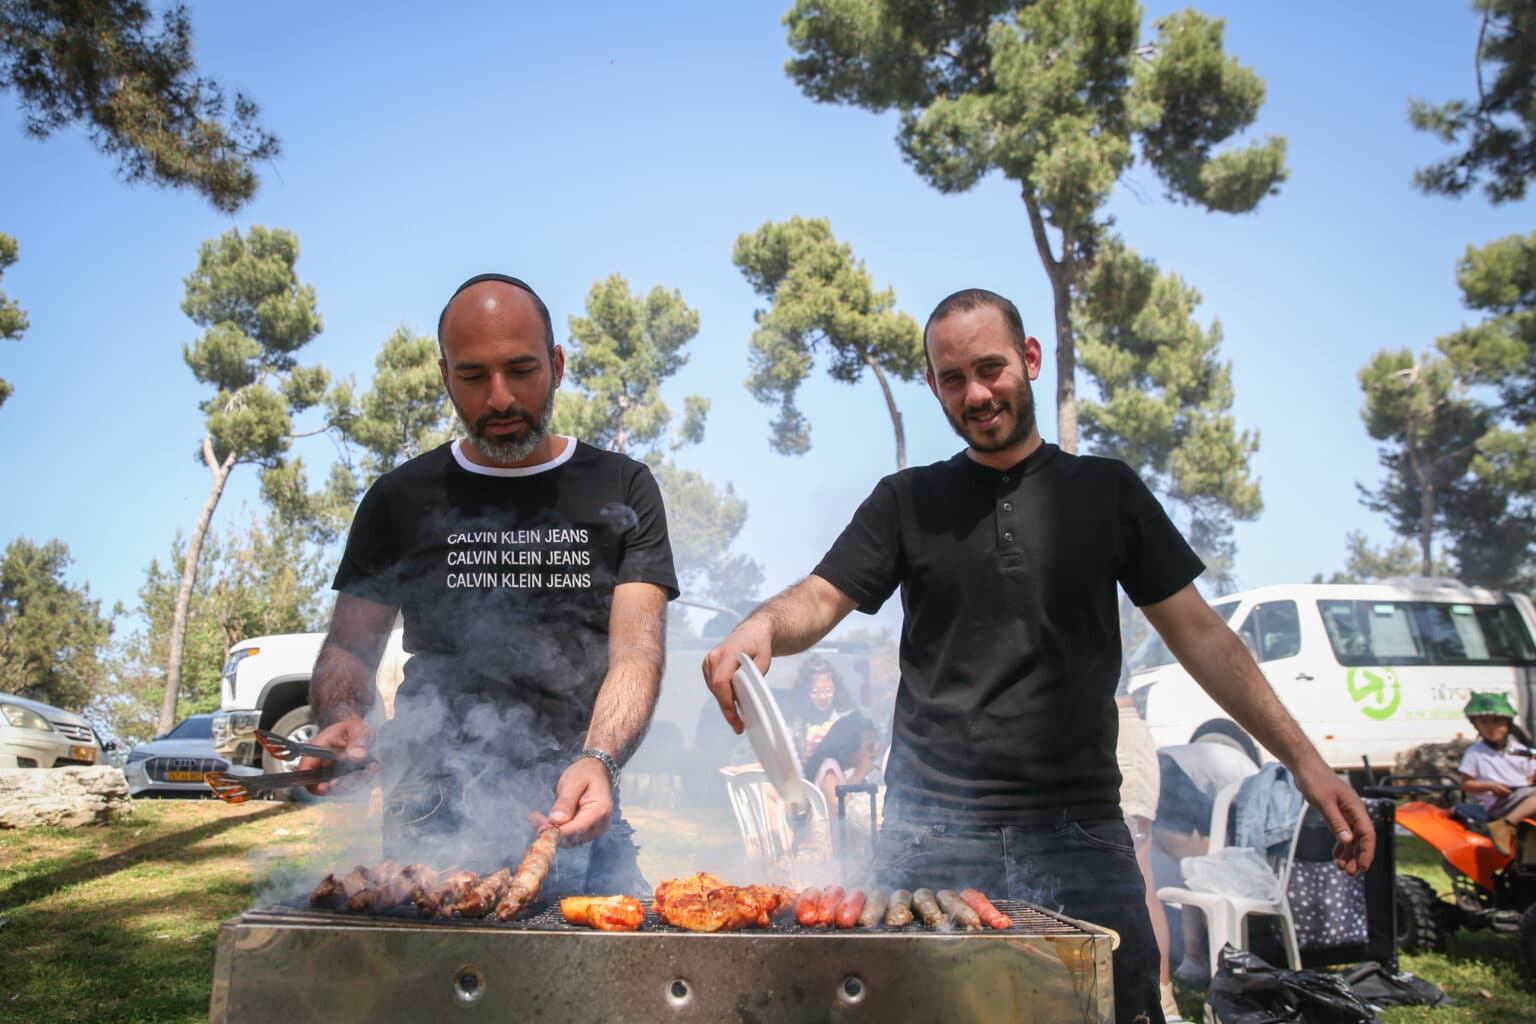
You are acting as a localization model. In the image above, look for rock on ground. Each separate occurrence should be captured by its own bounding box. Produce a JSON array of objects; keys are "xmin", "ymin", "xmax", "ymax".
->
[{"xmin": 0, "ymin": 766, "xmax": 134, "ymax": 828}]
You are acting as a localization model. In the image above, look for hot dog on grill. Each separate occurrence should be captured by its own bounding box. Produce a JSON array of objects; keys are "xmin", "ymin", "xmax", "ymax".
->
[
  {"xmin": 795, "ymin": 886, "xmax": 821, "ymax": 926},
  {"xmin": 857, "ymin": 888, "xmax": 888, "ymax": 928},
  {"xmin": 884, "ymin": 889, "xmax": 914, "ymax": 928},
  {"xmin": 936, "ymin": 889, "xmax": 982, "ymax": 930},
  {"xmin": 815, "ymin": 885, "xmax": 845, "ymax": 927},
  {"xmin": 959, "ymin": 888, "xmax": 1012, "ymax": 929},
  {"xmin": 834, "ymin": 890, "xmax": 866, "ymax": 929},
  {"xmin": 912, "ymin": 888, "xmax": 949, "ymax": 929}
]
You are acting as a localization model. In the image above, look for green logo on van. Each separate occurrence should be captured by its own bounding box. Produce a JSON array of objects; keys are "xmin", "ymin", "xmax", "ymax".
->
[{"xmin": 1346, "ymin": 667, "xmax": 1401, "ymax": 720}]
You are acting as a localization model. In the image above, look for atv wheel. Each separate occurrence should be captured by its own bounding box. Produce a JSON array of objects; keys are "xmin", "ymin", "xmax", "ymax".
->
[
  {"xmin": 1396, "ymin": 875, "xmax": 1448, "ymax": 954},
  {"xmin": 1520, "ymin": 905, "xmax": 1536, "ymax": 981}
]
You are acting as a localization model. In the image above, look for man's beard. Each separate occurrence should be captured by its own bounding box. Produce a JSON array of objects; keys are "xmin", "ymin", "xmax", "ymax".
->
[
  {"xmin": 456, "ymin": 382, "xmax": 557, "ymax": 464},
  {"xmin": 944, "ymin": 374, "xmax": 1035, "ymax": 453}
]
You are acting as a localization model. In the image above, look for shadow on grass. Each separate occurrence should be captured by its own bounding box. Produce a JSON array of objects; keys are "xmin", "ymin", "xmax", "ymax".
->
[{"xmin": 0, "ymin": 801, "xmax": 301, "ymax": 911}]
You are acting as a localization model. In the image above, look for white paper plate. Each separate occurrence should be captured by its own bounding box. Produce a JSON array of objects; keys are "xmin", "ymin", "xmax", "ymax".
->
[{"xmin": 732, "ymin": 652, "xmax": 810, "ymax": 816}]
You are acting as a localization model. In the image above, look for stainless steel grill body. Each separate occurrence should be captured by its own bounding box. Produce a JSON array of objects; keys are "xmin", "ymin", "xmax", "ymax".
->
[{"xmin": 209, "ymin": 900, "xmax": 1112, "ymax": 1023}]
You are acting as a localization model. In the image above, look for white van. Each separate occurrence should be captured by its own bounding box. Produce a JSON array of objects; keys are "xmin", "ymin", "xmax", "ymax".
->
[{"xmin": 1127, "ymin": 578, "xmax": 1536, "ymax": 770}]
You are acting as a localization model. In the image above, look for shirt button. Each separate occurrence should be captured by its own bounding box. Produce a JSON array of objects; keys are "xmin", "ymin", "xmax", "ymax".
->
[
  {"xmin": 1002, "ymin": 502, "xmax": 1013, "ymax": 512},
  {"xmin": 1000, "ymin": 475, "xmax": 1010, "ymax": 485},
  {"xmin": 1003, "ymin": 532, "xmax": 1014, "ymax": 543}
]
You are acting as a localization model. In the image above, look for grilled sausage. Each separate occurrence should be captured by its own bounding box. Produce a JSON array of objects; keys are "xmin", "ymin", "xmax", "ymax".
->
[
  {"xmin": 815, "ymin": 885, "xmax": 846, "ymax": 927},
  {"xmin": 912, "ymin": 888, "xmax": 948, "ymax": 929},
  {"xmin": 959, "ymin": 887, "xmax": 1012, "ymax": 930},
  {"xmin": 857, "ymin": 888, "xmax": 889, "ymax": 929},
  {"xmin": 795, "ymin": 886, "xmax": 821, "ymax": 926},
  {"xmin": 936, "ymin": 889, "xmax": 982, "ymax": 931},
  {"xmin": 835, "ymin": 890, "xmax": 867, "ymax": 929},
  {"xmin": 884, "ymin": 889, "xmax": 914, "ymax": 928}
]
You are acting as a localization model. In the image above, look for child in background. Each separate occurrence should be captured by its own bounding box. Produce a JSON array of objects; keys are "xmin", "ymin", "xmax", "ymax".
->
[{"xmin": 1458, "ymin": 691, "xmax": 1536, "ymax": 856}]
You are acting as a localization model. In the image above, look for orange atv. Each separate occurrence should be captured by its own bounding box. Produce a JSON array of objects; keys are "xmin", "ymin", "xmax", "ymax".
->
[{"xmin": 1367, "ymin": 772, "xmax": 1536, "ymax": 977}]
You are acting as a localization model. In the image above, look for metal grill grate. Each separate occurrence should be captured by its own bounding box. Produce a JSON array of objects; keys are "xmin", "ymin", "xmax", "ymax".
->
[{"xmin": 251, "ymin": 896, "xmax": 1090, "ymax": 936}]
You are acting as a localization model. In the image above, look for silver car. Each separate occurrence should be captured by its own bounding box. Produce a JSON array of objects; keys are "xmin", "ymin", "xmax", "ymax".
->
[
  {"xmin": 0, "ymin": 692, "xmax": 102, "ymax": 768},
  {"xmin": 122, "ymin": 713, "xmax": 257, "ymax": 797}
]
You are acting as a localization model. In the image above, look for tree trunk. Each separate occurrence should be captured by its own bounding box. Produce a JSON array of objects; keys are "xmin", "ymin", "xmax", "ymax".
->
[
  {"xmin": 158, "ymin": 437, "xmax": 237, "ymax": 735},
  {"xmin": 858, "ymin": 347, "xmax": 907, "ymax": 470},
  {"xmin": 1021, "ymin": 188, "xmax": 1077, "ymax": 453}
]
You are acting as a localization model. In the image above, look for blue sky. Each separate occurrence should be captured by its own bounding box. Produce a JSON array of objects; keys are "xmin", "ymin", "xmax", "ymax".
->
[{"xmin": 1, "ymin": 1, "xmax": 1531, "ymax": 635}]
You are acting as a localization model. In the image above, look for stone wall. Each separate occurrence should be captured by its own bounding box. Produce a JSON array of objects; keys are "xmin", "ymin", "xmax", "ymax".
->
[{"xmin": 0, "ymin": 766, "xmax": 134, "ymax": 828}]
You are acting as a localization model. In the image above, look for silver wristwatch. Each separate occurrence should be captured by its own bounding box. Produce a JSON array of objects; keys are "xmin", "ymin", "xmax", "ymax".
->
[{"xmin": 579, "ymin": 747, "xmax": 621, "ymax": 788}]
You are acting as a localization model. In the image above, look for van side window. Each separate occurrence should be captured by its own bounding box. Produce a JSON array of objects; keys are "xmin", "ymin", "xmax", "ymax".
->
[
  {"xmin": 1238, "ymin": 600, "xmax": 1301, "ymax": 662},
  {"xmin": 1317, "ymin": 599, "xmax": 1536, "ymax": 666}
]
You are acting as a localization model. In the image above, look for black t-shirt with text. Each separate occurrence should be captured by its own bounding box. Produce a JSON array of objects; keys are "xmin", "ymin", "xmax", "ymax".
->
[
  {"xmin": 333, "ymin": 439, "xmax": 678, "ymax": 763},
  {"xmin": 814, "ymin": 443, "xmax": 1203, "ymax": 823}
]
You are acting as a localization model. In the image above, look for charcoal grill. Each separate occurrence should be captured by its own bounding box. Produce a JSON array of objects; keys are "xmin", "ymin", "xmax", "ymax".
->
[{"xmin": 209, "ymin": 898, "xmax": 1113, "ymax": 1022}]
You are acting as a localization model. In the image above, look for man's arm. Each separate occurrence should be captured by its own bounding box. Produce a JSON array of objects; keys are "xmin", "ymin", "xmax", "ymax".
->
[
  {"xmin": 544, "ymin": 580, "xmax": 669, "ymax": 845},
  {"xmin": 702, "ymin": 574, "xmax": 858, "ymax": 734},
  {"xmin": 1142, "ymin": 583, "xmax": 1377, "ymax": 875},
  {"xmin": 300, "ymin": 593, "xmax": 398, "ymax": 791}
]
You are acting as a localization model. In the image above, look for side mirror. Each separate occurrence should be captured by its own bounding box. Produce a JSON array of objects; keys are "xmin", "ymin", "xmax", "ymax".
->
[{"xmin": 103, "ymin": 740, "xmax": 118, "ymax": 751}]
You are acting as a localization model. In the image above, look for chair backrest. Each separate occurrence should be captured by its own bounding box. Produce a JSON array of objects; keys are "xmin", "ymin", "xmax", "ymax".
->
[
  {"xmin": 721, "ymin": 766, "xmax": 834, "ymax": 886},
  {"xmin": 1206, "ymin": 780, "xmax": 1244, "ymax": 853}
]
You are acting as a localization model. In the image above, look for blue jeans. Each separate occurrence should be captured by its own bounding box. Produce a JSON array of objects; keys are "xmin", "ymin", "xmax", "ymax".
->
[{"xmin": 877, "ymin": 810, "xmax": 1163, "ymax": 1024}]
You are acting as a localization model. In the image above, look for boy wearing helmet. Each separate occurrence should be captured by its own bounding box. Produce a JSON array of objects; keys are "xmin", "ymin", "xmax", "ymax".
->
[{"xmin": 1459, "ymin": 691, "xmax": 1536, "ymax": 855}]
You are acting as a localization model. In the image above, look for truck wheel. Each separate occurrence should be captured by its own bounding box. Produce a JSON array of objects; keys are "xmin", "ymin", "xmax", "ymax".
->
[
  {"xmin": 1191, "ymin": 721, "xmax": 1261, "ymax": 766},
  {"xmin": 265, "ymin": 705, "xmax": 319, "ymax": 802},
  {"xmin": 1396, "ymin": 875, "xmax": 1448, "ymax": 954}
]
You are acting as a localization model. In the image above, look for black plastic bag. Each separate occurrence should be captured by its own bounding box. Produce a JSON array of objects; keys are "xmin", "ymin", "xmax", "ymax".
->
[
  {"xmin": 1204, "ymin": 946, "xmax": 1383, "ymax": 1024},
  {"xmin": 1340, "ymin": 962, "xmax": 1454, "ymax": 1008}
]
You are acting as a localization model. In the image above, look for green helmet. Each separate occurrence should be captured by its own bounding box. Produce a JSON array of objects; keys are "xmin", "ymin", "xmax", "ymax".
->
[{"xmin": 1464, "ymin": 691, "xmax": 1518, "ymax": 718}]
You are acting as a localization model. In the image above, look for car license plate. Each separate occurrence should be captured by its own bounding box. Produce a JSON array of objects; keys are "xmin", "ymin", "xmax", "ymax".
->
[
  {"xmin": 70, "ymin": 745, "xmax": 97, "ymax": 763},
  {"xmin": 165, "ymin": 770, "xmax": 203, "ymax": 782}
]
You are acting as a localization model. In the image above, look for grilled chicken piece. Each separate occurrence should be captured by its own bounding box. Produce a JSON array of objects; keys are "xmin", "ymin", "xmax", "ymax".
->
[
  {"xmin": 310, "ymin": 872, "xmax": 340, "ymax": 907},
  {"xmin": 560, "ymin": 895, "xmax": 645, "ymax": 931},
  {"xmin": 454, "ymin": 868, "xmax": 513, "ymax": 918},
  {"xmin": 653, "ymin": 873, "xmax": 780, "ymax": 932},
  {"xmin": 374, "ymin": 863, "xmax": 431, "ymax": 910},
  {"xmin": 348, "ymin": 859, "xmax": 402, "ymax": 912},
  {"xmin": 314, "ymin": 865, "xmax": 375, "ymax": 910},
  {"xmin": 495, "ymin": 827, "xmax": 560, "ymax": 921}
]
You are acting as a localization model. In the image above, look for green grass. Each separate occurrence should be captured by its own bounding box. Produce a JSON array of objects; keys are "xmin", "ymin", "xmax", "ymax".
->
[
  {"xmin": 1170, "ymin": 833, "xmax": 1536, "ymax": 1022},
  {"xmin": 0, "ymin": 796, "xmax": 739, "ymax": 1024}
]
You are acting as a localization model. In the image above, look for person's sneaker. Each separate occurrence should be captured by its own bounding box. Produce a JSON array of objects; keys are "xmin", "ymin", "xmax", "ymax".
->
[
  {"xmin": 1173, "ymin": 957, "xmax": 1210, "ymax": 988},
  {"xmin": 1490, "ymin": 818, "xmax": 1515, "ymax": 856}
]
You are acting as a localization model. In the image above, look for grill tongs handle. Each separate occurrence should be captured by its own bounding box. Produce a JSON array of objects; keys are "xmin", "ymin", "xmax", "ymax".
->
[{"xmin": 204, "ymin": 730, "xmax": 373, "ymax": 803}]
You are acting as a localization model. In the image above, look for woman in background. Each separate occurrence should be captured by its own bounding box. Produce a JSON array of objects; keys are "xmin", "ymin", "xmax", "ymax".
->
[{"xmin": 786, "ymin": 655, "xmax": 853, "ymax": 765}]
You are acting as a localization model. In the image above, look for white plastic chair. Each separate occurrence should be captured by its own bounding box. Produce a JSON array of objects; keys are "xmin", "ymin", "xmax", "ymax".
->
[
  {"xmin": 1157, "ymin": 781, "xmax": 1305, "ymax": 974},
  {"xmin": 720, "ymin": 766, "xmax": 834, "ymax": 887}
]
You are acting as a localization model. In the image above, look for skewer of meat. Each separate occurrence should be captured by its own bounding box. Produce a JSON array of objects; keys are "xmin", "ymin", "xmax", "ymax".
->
[
  {"xmin": 347, "ymin": 859, "xmax": 402, "ymax": 912},
  {"xmin": 423, "ymin": 869, "xmax": 478, "ymax": 918},
  {"xmin": 454, "ymin": 867, "xmax": 513, "ymax": 918},
  {"xmin": 959, "ymin": 888, "xmax": 1012, "ymax": 930},
  {"xmin": 912, "ymin": 888, "xmax": 949, "ymax": 929},
  {"xmin": 313, "ymin": 864, "xmax": 375, "ymax": 910},
  {"xmin": 884, "ymin": 889, "xmax": 914, "ymax": 928},
  {"xmin": 310, "ymin": 872, "xmax": 341, "ymax": 907},
  {"xmin": 857, "ymin": 888, "xmax": 889, "ymax": 929},
  {"xmin": 560, "ymin": 895, "xmax": 645, "ymax": 931},
  {"xmin": 495, "ymin": 826, "xmax": 561, "ymax": 921},
  {"xmin": 376, "ymin": 863, "xmax": 432, "ymax": 910},
  {"xmin": 936, "ymin": 889, "xmax": 982, "ymax": 931}
]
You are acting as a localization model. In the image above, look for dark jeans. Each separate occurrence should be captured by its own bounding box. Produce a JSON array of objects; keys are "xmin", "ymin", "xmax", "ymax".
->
[{"xmin": 878, "ymin": 810, "xmax": 1164, "ymax": 1024}]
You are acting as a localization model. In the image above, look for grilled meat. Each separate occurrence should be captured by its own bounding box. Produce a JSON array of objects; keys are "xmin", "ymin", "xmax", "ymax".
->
[
  {"xmin": 653, "ymin": 872, "xmax": 791, "ymax": 932},
  {"xmin": 912, "ymin": 888, "xmax": 949, "ymax": 929},
  {"xmin": 454, "ymin": 868, "xmax": 513, "ymax": 918},
  {"xmin": 857, "ymin": 888, "xmax": 888, "ymax": 928},
  {"xmin": 560, "ymin": 895, "xmax": 645, "ymax": 931},
  {"xmin": 937, "ymin": 889, "xmax": 982, "ymax": 931},
  {"xmin": 884, "ymin": 889, "xmax": 914, "ymax": 928},
  {"xmin": 495, "ymin": 826, "xmax": 560, "ymax": 921},
  {"xmin": 347, "ymin": 859, "xmax": 402, "ymax": 912},
  {"xmin": 424, "ymin": 870, "xmax": 478, "ymax": 918},
  {"xmin": 959, "ymin": 888, "xmax": 1012, "ymax": 930},
  {"xmin": 835, "ymin": 890, "xmax": 866, "ymax": 929}
]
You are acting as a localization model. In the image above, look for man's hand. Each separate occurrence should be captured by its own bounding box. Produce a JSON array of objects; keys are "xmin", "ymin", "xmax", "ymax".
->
[
  {"xmin": 535, "ymin": 757, "xmax": 613, "ymax": 846},
  {"xmin": 1295, "ymin": 765, "xmax": 1377, "ymax": 876},
  {"xmin": 701, "ymin": 618, "xmax": 774, "ymax": 735},
  {"xmin": 300, "ymin": 717, "xmax": 375, "ymax": 796}
]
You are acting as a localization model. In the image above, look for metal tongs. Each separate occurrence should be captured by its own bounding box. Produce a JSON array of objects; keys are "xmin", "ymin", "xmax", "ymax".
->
[{"xmin": 204, "ymin": 729, "xmax": 374, "ymax": 803}]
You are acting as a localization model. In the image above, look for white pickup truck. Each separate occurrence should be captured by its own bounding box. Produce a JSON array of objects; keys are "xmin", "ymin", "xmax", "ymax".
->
[{"xmin": 210, "ymin": 629, "xmax": 407, "ymax": 774}]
